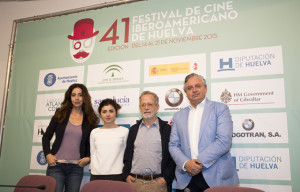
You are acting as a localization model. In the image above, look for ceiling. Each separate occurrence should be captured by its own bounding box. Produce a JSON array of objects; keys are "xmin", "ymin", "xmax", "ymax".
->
[{"xmin": 0, "ymin": 0, "xmax": 38, "ymax": 1}]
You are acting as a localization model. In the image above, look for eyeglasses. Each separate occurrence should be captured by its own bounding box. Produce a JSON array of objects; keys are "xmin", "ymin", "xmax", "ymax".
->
[{"xmin": 140, "ymin": 103, "xmax": 156, "ymax": 109}]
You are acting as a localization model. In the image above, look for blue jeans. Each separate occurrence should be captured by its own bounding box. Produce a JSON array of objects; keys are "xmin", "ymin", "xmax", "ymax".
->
[{"xmin": 46, "ymin": 162, "xmax": 83, "ymax": 192}]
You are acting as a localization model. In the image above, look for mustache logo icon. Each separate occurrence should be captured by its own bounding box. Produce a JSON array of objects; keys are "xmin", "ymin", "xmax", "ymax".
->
[{"xmin": 73, "ymin": 51, "xmax": 90, "ymax": 59}]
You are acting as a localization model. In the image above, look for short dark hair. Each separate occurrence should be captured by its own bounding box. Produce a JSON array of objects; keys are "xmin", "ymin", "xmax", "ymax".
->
[
  {"xmin": 139, "ymin": 91, "xmax": 159, "ymax": 105},
  {"xmin": 98, "ymin": 98, "xmax": 121, "ymax": 115},
  {"xmin": 183, "ymin": 73, "xmax": 207, "ymax": 92}
]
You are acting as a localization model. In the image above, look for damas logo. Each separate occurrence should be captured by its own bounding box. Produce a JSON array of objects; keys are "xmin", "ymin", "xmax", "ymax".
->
[{"xmin": 68, "ymin": 18, "xmax": 99, "ymax": 63}]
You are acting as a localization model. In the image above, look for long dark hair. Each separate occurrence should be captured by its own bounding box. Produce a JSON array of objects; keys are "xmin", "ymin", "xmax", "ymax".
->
[{"xmin": 54, "ymin": 83, "xmax": 99, "ymax": 127}]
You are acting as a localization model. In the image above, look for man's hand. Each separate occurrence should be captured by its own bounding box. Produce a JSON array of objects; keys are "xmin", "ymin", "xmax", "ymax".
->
[
  {"xmin": 126, "ymin": 175, "xmax": 136, "ymax": 184},
  {"xmin": 184, "ymin": 159, "xmax": 203, "ymax": 176},
  {"xmin": 156, "ymin": 177, "xmax": 167, "ymax": 185}
]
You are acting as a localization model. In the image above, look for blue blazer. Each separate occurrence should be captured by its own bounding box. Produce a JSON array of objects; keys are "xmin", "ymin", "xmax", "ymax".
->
[{"xmin": 169, "ymin": 98, "xmax": 239, "ymax": 189}]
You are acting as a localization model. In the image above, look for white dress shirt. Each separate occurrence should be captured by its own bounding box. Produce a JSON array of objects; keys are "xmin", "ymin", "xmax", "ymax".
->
[
  {"xmin": 188, "ymin": 99, "xmax": 206, "ymax": 159},
  {"xmin": 182, "ymin": 98, "xmax": 206, "ymax": 170}
]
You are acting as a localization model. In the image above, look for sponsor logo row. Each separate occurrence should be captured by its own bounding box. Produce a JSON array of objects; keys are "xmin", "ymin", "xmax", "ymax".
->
[
  {"xmin": 30, "ymin": 146, "xmax": 291, "ymax": 183},
  {"xmin": 38, "ymin": 46, "xmax": 283, "ymax": 91},
  {"xmin": 33, "ymin": 112, "xmax": 288, "ymax": 145},
  {"xmin": 35, "ymin": 78, "xmax": 286, "ymax": 117}
]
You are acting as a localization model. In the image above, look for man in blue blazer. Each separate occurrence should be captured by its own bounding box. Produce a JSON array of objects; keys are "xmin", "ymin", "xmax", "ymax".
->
[{"xmin": 169, "ymin": 73, "xmax": 239, "ymax": 192}]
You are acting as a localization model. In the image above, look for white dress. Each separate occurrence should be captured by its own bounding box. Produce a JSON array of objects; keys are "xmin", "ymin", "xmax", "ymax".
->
[{"xmin": 90, "ymin": 126, "xmax": 129, "ymax": 175}]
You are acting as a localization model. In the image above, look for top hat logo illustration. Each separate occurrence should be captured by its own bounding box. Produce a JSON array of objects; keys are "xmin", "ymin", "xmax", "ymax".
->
[{"xmin": 68, "ymin": 18, "xmax": 99, "ymax": 40}]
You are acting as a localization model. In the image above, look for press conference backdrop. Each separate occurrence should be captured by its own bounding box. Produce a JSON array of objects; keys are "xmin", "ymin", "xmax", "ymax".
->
[{"xmin": 0, "ymin": 0, "xmax": 299, "ymax": 191}]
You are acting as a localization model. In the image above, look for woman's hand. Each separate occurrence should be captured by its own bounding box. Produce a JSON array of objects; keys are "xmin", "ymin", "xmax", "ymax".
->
[
  {"xmin": 46, "ymin": 154, "xmax": 57, "ymax": 166},
  {"xmin": 78, "ymin": 157, "xmax": 90, "ymax": 167}
]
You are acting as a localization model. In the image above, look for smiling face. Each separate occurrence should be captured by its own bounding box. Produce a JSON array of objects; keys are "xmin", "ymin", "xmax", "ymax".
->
[
  {"xmin": 71, "ymin": 87, "xmax": 83, "ymax": 109},
  {"xmin": 139, "ymin": 94, "xmax": 159, "ymax": 122},
  {"xmin": 184, "ymin": 76, "xmax": 207, "ymax": 108},
  {"xmin": 100, "ymin": 104, "xmax": 117, "ymax": 124}
]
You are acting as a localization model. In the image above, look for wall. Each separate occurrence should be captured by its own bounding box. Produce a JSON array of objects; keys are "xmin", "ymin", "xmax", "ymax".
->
[{"xmin": 0, "ymin": 1, "xmax": 299, "ymax": 192}]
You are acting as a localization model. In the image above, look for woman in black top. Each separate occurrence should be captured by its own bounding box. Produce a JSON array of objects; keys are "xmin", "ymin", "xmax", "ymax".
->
[{"xmin": 42, "ymin": 83, "xmax": 98, "ymax": 192}]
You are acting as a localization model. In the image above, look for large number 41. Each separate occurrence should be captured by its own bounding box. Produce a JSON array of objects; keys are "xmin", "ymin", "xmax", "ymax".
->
[{"xmin": 99, "ymin": 18, "xmax": 130, "ymax": 45}]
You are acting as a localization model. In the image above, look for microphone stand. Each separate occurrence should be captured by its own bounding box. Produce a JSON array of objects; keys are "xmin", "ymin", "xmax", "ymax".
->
[{"xmin": 0, "ymin": 184, "xmax": 46, "ymax": 190}]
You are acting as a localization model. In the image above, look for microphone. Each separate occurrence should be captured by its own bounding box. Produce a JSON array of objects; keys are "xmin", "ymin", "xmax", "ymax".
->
[{"xmin": 0, "ymin": 184, "xmax": 46, "ymax": 190}]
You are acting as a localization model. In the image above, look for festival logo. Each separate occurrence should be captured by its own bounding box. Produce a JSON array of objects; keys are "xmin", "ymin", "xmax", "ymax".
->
[{"xmin": 68, "ymin": 18, "xmax": 99, "ymax": 63}]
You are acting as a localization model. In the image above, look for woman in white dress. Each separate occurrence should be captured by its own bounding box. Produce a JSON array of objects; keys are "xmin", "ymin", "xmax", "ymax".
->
[{"xmin": 89, "ymin": 98, "xmax": 129, "ymax": 181}]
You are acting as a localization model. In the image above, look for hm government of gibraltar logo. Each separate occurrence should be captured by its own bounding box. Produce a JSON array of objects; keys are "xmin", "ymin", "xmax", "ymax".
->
[
  {"xmin": 68, "ymin": 18, "xmax": 99, "ymax": 64},
  {"xmin": 44, "ymin": 73, "xmax": 56, "ymax": 87},
  {"xmin": 165, "ymin": 88, "xmax": 183, "ymax": 107},
  {"xmin": 220, "ymin": 89, "xmax": 232, "ymax": 104},
  {"xmin": 37, "ymin": 151, "xmax": 47, "ymax": 165},
  {"xmin": 242, "ymin": 119, "xmax": 255, "ymax": 131},
  {"xmin": 104, "ymin": 64, "xmax": 123, "ymax": 77}
]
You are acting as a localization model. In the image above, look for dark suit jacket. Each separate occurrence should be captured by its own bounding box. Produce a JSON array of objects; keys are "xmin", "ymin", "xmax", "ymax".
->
[{"xmin": 123, "ymin": 117, "xmax": 175, "ymax": 192}]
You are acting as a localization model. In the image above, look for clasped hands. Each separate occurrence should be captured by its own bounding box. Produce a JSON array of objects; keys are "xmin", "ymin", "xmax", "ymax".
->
[
  {"xmin": 46, "ymin": 154, "xmax": 90, "ymax": 167},
  {"xmin": 184, "ymin": 159, "xmax": 203, "ymax": 177}
]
